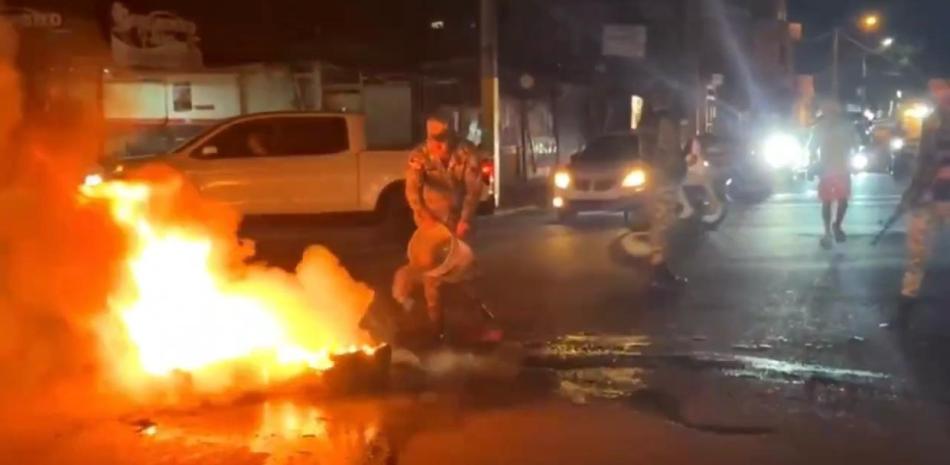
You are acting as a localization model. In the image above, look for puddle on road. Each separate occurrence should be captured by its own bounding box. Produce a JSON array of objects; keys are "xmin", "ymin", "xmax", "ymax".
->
[
  {"xmin": 558, "ymin": 368, "xmax": 649, "ymax": 404},
  {"xmin": 525, "ymin": 333, "xmax": 909, "ymax": 426},
  {"xmin": 528, "ymin": 333, "xmax": 892, "ymax": 386}
]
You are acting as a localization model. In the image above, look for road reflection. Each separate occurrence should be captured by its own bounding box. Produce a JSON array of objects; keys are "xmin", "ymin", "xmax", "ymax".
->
[{"xmin": 248, "ymin": 400, "xmax": 393, "ymax": 465}]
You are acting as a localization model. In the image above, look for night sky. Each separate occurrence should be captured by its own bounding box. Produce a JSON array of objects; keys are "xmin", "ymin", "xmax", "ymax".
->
[
  {"xmin": 8, "ymin": 0, "xmax": 950, "ymax": 88},
  {"xmin": 790, "ymin": 0, "xmax": 950, "ymax": 78}
]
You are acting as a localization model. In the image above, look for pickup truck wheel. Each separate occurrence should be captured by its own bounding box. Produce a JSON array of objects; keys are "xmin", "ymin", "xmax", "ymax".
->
[{"xmin": 382, "ymin": 193, "xmax": 414, "ymax": 243}]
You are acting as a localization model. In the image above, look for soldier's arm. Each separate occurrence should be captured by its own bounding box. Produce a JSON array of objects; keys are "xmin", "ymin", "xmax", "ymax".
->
[
  {"xmin": 904, "ymin": 116, "xmax": 939, "ymax": 205},
  {"xmin": 459, "ymin": 144, "xmax": 485, "ymax": 224},
  {"xmin": 405, "ymin": 149, "xmax": 432, "ymax": 222}
]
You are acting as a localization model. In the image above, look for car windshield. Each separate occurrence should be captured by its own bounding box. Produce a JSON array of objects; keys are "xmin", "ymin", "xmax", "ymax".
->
[{"xmin": 576, "ymin": 135, "xmax": 639, "ymax": 162}]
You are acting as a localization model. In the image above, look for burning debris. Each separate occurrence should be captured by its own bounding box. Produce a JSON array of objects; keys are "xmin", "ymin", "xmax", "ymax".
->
[
  {"xmin": 81, "ymin": 167, "xmax": 381, "ymax": 402},
  {"xmin": 131, "ymin": 418, "xmax": 158, "ymax": 437},
  {"xmin": 0, "ymin": 15, "xmax": 384, "ymax": 428}
]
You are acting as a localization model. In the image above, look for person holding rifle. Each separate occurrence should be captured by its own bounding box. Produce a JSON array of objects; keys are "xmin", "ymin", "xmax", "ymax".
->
[{"xmin": 896, "ymin": 80, "xmax": 950, "ymax": 327}]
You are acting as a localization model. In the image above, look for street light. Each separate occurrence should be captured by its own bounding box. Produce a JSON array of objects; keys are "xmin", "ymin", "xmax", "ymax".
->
[
  {"xmin": 860, "ymin": 13, "xmax": 881, "ymax": 32},
  {"xmin": 832, "ymin": 13, "xmax": 887, "ymax": 99}
]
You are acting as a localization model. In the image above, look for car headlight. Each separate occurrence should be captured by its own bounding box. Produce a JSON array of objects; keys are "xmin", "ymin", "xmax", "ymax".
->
[
  {"xmin": 762, "ymin": 133, "xmax": 805, "ymax": 169},
  {"xmin": 851, "ymin": 153, "xmax": 869, "ymax": 171},
  {"xmin": 554, "ymin": 171, "xmax": 571, "ymax": 189},
  {"xmin": 890, "ymin": 138, "xmax": 905, "ymax": 151},
  {"xmin": 621, "ymin": 169, "xmax": 647, "ymax": 188}
]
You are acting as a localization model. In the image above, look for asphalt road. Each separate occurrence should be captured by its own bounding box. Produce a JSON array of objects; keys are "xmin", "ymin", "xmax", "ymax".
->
[{"xmin": 19, "ymin": 173, "xmax": 950, "ymax": 464}]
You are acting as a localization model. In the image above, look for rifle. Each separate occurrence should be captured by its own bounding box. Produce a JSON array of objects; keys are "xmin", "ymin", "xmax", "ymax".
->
[{"xmin": 871, "ymin": 204, "xmax": 907, "ymax": 246}]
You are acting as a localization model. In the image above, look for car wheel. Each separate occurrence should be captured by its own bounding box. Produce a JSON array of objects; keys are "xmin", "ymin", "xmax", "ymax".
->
[
  {"xmin": 381, "ymin": 192, "xmax": 414, "ymax": 243},
  {"xmin": 700, "ymin": 202, "xmax": 728, "ymax": 230}
]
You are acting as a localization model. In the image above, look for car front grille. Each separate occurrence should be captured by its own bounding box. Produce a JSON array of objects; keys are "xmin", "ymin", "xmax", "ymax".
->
[
  {"xmin": 593, "ymin": 179, "xmax": 616, "ymax": 191},
  {"xmin": 575, "ymin": 178, "xmax": 616, "ymax": 192}
]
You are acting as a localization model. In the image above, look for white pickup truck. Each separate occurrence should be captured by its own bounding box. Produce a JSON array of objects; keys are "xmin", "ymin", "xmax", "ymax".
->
[{"xmin": 96, "ymin": 112, "xmax": 495, "ymax": 229}]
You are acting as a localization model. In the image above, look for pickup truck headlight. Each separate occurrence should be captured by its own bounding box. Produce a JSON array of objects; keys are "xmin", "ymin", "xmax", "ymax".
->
[
  {"xmin": 621, "ymin": 169, "xmax": 647, "ymax": 188},
  {"xmin": 554, "ymin": 170, "xmax": 571, "ymax": 189}
]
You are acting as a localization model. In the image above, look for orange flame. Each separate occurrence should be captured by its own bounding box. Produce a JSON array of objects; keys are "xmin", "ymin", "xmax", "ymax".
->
[{"xmin": 80, "ymin": 173, "xmax": 375, "ymax": 398}]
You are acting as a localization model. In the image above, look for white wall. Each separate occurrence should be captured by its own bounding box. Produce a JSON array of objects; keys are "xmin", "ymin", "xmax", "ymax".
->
[
  {"xmin": 242, "ymin": 67, "xmax": 298, "ymax": 113},
  {"xmin": 165, "ymin": 73, "xmax": 242, "ymax": 120},
  {"xmin": 364, "ymin": 83, "xmax": 413, "ymax": 149},
  {"xmin": 103, "ymin": 80, "xmax": 167, "ymax": 120},
  {"xmin": 102, "ymin": 64, "xmax": 320, "ymax": 123}
]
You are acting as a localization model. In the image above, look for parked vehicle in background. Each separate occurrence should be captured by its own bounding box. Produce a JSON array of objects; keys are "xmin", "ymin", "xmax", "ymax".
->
[
  {"xmin": 551, "ymin": 133, "xmax": 650, "ymax": 224},
  {"xmin": 849, "ymin": 128, "xmax": 892, "ymax": 175},
  {"xmin": 90, "ymin": 112, "xmax": 494, "ymax": 233}
]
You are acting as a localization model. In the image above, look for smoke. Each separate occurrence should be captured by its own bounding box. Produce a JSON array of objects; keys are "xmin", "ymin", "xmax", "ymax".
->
[
  {"xmin": 0, "ymin": 11, "xmax": 374, "ymax": 432},
  {"xmin": 81, "ymin": 164, "xmax": 376, "ymax": 405}
]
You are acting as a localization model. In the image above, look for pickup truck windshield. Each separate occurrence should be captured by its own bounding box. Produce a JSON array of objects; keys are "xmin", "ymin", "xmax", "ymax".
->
[{"xmin": 106, "ymin": 124, "xmax": 214, "ymax": 159}]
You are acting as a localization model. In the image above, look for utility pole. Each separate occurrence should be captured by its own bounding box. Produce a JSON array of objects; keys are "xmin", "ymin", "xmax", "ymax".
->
[
  {"xmin": 479, "ymin": 0, "xmax": 501, "ymax": 207},
  {"xmin": 831, "ymin": 27, "xmax": 840, "ymax": 101}
]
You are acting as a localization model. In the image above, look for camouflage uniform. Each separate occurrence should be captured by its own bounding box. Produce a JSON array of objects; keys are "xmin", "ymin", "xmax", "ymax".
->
[
  {"xmin": 648, "ymin": 186, "xmax": 680, "ymax": 265},
  {"xmin": 646, "ymin": 112, "xmax": 684, "ymax": 266},
  {"xmin": 902, "ymin": 112, "xmax": 950, "ymax": 298},
  {"xmin": 404, "ymin": 140, "xmax": 483, "ymax": 231},
  {"xmin": 393, "ymin": 140, "xmax": 483, "ymax": 314},
  {"xmin": 902, "ymin": 202, "xmax": 950, "ymax": 297}
]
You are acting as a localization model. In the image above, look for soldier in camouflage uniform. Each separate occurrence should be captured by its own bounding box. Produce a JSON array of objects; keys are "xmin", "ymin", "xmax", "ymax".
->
[
  {"xmin": 641, "ymin": 90, "xmax": 688, "ymax": 290},
  {"xmin": 392, "ymin": 116, "xmax": 484, "ymax": 337},
  {"xmin": 897, "ymin": 80, "xmax": 950, "ymax": 324}
]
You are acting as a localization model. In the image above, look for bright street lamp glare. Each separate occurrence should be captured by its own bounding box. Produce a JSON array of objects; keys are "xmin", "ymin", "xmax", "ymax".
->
[
  {"xmin": 862, "ymin": 14, "xmax": 880, "ymax": 29},
  {"xmin": 881, "ymin": 37, "xmax": 894, "ymax": 48}
]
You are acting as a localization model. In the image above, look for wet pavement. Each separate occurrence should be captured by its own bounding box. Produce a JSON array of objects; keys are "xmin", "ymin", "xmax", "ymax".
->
[{"xmin": 14, "ymin": 173, "xmax": 950, "ymax": 463}]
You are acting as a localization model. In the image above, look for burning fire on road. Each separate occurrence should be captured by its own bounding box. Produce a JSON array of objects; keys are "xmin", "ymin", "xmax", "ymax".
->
[
  {"xmin": 81, "ymin": 170, "xmax": 378, "ymax": 401},
  {"xmin": 0, "ymin": 16, "xmax": 380, "ymax": 433}
]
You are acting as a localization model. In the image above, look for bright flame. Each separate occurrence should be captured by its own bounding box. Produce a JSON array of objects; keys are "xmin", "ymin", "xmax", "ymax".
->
[{"xmin": 80, "ymin": 175, "xmax": 375, "ymax": 397}]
